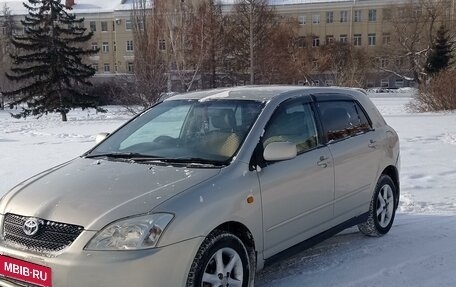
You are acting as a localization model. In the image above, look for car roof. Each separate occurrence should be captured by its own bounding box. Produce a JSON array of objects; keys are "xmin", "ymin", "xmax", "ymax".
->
[{"xmin": 165, "ymin": 86, "xmax": 366, "ymax": 102}]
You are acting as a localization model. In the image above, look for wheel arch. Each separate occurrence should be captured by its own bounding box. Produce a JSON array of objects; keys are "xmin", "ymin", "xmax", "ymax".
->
[
  {"xmin": 381, "ymin": 165, "xmax": 400, "ymax": 208},
  {"xmin": 213, "ymin": 221, "xmax": 258, "ymax": 272}
]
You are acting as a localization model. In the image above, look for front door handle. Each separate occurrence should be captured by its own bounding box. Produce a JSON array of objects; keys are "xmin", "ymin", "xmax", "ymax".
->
[{"xmin": 317, "ymin": 156, "xmax": 329, "ymax": 168}]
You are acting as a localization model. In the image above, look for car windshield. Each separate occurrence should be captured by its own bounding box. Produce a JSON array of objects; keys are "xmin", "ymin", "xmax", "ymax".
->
[{"xmin": 87, "ymin": 99, "xmax": 264, "ymax": 165}]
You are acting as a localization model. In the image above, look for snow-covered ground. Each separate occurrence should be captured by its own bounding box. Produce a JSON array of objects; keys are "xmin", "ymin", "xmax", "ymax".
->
[{"xmin": 1, "ymin": 93, "xmax": 456, "ymax": 286}]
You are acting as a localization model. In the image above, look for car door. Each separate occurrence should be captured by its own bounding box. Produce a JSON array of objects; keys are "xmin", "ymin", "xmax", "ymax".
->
[
  {"xmin": 257, "ymin": 97, "xmax": 335, "ymax": 258},
  {"xmin": 317, "ymin": 96, "xmax": 383, "ymax": 220}
]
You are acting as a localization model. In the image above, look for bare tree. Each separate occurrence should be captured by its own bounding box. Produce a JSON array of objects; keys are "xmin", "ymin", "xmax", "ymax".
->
[
  {"xmin": 384, "ymin": 0, "xmax": 450, "ymax": 84},
  {"xmin": 224, "ymin": 0, "xmax": 275, "ymax": 85},
  {"xmin": 318, "ymin": 42, "xmax": 370, "ymax": 87},
  {"xmin": 128, "ymin": 0, "xmax": 168, "ymax": 109}
]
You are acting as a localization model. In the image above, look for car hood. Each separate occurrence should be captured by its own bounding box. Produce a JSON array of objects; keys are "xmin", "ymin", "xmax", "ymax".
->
[{"xmin": 0, "ymin": 158, "xmax": 220, "ymax": 230}]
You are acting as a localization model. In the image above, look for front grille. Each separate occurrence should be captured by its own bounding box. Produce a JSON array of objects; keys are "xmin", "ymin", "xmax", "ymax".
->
[
  {"xmin": 3, "ymin": 213, "xmax": 84, "ymax": 252},
  {"xmin": 0, "ymin": 276, "xmax": 40, "ymax": 287}
]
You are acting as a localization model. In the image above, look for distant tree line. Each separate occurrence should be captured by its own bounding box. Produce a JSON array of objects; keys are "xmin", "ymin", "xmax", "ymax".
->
[{"xmin": 1, "ymin": 0, "xmax": 455, "ymax": 118}]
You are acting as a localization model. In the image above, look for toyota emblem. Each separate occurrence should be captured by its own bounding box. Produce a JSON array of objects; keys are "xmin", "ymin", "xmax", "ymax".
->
[{"xmin": 23, "ymin": 218, "xmax": 41, "ymax": 236}]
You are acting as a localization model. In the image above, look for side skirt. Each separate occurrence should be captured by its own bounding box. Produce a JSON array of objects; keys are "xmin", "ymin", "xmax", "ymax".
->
[{"xmin": 264, "ymin": 212, "xmax": 369, "ymax": 267}]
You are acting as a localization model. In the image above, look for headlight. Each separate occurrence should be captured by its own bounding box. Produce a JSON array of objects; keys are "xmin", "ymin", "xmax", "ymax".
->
[{"xmin": 85, "ymin": 213, "xmax": 174, "ymax": 251}]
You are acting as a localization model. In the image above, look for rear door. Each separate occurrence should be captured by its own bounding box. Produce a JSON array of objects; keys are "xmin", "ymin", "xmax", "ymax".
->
[
  {"xmin": 258, "ymin": 97, "xmax": 335, "ymax": 258},
  {"xmin": 316, "ymin": 95, "xmax": 383, "ymax": 220}
]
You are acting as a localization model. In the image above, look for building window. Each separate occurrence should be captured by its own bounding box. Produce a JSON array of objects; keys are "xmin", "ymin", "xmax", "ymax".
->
[
  {"xmin": 326, "ymin": 35, "xmax": 334, "ymax": 45},
  {"xmin": 102, "ymin": 42, "xmax": 109, "ymax": 53},
  {"xmin": 297, "ymin": 36, "xmax": 306, "ymax": 48},
  {"xmin": 340, "ymin": 34, "xmax": 348, "ymax": 43},
  {"xmin": 353, "ymin": 34, "xmax": 362, "ymax": 46},
  {"xmin": 89, "ymin": 21, "xmax": 96, "ymax": 32},
  {"xmin": 380, "ymin": 58, "xmax": 389, "ymax": 68},
  {"xmin": 368, "ymin": 33, "xmax": 376, "ymax": 46},
  {"xmin": 298, "ymin": 15, "xmax": 306, "ymax": 25},
  {"xmin": 125, "ymin": 19, "xmax": 132, "ymax": 30},
  {"xmin": 135, "ymin": 19, "xmax": 144, "ymax": 30},
  {"xmin": 159, "ymin": 39, "xmax": 166, "ymax": 51},
  {"xmin": 340, "ymin": 10, "xmax": 348, "ymax": 22},
  {"xmin": 354, "ymin": 10, "xmax": 362, "ymax": 22},
  {"xmin": 92, "ymin": 64, "xmax": 98, "ymax": 71},
  {"xmin": 382, "ymin": 33, "xmax": 391, "ymax": 45},
  {"xmin": 127, "ymin": 62, "xmax": 134, "ymax": 73},
  {"xmin": 112, "ymin": 21, "xmax": 116, "ymax": 31},
  {"xmin": 114, "ymin": 63, "xmax": 118, "ymax": 72},
  {"xmin": 126, "ymin": 40, "xmax": 134, "ymax": 52},
  {"xmin": 383, "ymin": 8, "xmax": 392, "ymax": 20},
  {"xmin": 369, "ymin": 9, "xmax": 377, "ymax": 22},
  {"xmin": 381, "ymin": 79, "xmax": 389, "ymax": 88},
  {"xmin": 326, "ymin": 11, "xmax": 334, "ymax": 23},
  {"xmin": 394, "ymin": 79, "xmax": 404, "ymax": 88},
  {"xmin": 104, "ymin": 63, "xmax": 110, "ymax": 73},
  {"xmin": 312, "ymin": 14, "xmax": 320, "ymax": 24},
  {"xmin": 312, "ymin": 37, "xmax": 320, "ymax": 47},
  {"xmin": 113, "ymin": 41, "xmax": 117, "ymax": 52},
  {"xmin": 367, "ymin": 80, "xmax": 375, "ymax": 88},
  {"xmin": 101, "ymin": 21, "xmax": 108, "ymax": 32},
  {"xmin": 395, "ymin": 79, "xmax": 404, "ymax": 88},
  {"xmin": 91, "ymin": 42, "xmax": 98, "ymax": 51},
  {"xmin": 325, "ymin": 80, "xmax": 334, "ymax": 86}
]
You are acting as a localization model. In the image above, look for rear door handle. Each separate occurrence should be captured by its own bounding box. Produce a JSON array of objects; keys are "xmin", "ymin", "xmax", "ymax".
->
[
  {"xmin": 317, "ymin": 156, "xmax": 329, "ymax": 168},
  {"xmin": 368, "ymin": 139, "xmax": 377, "ymax": 149}
]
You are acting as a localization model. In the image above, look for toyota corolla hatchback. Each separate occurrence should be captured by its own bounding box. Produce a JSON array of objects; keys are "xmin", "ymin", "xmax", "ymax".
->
[{"xmin": 0, "ymin": 86, "xmax": 400, "ymax": 287}]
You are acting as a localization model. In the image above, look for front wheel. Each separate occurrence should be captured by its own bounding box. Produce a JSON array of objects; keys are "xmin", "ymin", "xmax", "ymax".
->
[
  {"xmin": 358, "ymin": 175, "xmax": 397, "ymax": 237},
  {"xmin": 186, "ymin": 230, "xmax": 251, "ymax": 287}
]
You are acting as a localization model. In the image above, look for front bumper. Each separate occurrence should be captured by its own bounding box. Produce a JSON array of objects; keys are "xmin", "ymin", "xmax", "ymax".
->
[{"xmin": 0, "ymin": 230, "xmax": 204, "ymax": 287}]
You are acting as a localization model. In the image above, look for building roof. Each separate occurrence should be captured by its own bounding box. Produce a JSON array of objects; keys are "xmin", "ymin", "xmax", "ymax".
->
[
  {"xmin": 0, "ymin": 0, "xmax": 385, "ymax": 16},
  {"xmin": 0, "ymin": 0, "xmax": 136, "ymax": 15}
]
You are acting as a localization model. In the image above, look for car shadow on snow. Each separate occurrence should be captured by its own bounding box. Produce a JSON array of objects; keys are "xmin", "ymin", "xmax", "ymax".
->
[{"xmin": 256, "ymin": 213, "xmax": 456, "ymax": 287}]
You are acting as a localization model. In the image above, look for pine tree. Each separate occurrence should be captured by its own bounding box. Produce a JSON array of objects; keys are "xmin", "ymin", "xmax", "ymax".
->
[
  {"xmin": 4, "ymin": 0, "xmax": 99, "ymax": 121},
  {"xmin": 425, "ymin": 25, "xmax": 454, "ymax": 76}
]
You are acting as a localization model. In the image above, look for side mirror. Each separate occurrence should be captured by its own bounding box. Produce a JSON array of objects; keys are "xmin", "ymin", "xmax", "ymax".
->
[
  {"xmin": 263, "ymin": 141, "xmax": 297, "ymax": 162},
  {"xmin": 95, "ymin": 132, "xmax": 110, "ymax": 144}
]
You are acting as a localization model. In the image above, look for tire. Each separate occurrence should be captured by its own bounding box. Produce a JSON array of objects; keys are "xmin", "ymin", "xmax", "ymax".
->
[
  {"xmin": 186, "ymin": 230, "xmax": 251, "ymax": 287},
  {"xmin": 358, "ymin": 175, "xmax": 397, "ymax": 237}
]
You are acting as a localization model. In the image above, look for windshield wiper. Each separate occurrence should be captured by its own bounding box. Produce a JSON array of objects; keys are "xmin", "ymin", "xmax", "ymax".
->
[
  {"xmin": 84, "ymin": 152, "xmax": 163, "ymax": 160},
  {"xmin": 165, "ymin": 157, "xmax": 226, "ymax": 166}
]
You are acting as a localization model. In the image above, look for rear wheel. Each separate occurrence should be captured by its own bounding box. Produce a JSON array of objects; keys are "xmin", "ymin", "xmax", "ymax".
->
[
  {"xmin": 358, "ymin": 175, "xmax": 397, "ymax": 236},
  {"xmin": 186, "ymin": 230, "xmax": 250, "ymax": 287}
]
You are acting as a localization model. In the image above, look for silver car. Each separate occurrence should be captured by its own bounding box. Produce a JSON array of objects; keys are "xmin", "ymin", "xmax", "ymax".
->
[{"xmin": 0, "ymin": 86, "xmax": 400, "ymax": 287}]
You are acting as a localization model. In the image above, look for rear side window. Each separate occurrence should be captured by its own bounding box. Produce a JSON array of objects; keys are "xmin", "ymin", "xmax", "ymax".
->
[
  {"xmin": 318, "ymin": 100, "xmax": 371, "ymax": 141},
  {"xmin": 263, "ymin": 101, "xmax": 318, "ymax": 154}
]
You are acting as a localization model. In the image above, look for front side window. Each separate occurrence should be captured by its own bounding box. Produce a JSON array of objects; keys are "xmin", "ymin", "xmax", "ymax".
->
[
  {"xmin": 263, "ymin": 101, "xmax": 318, "ymax": 154},
  {"xmin": 90, "ymin": 100, "xmax": 263, "ymax": 163},
  {"xmin": 312, "ymin": 14, "xmax": 320, "ymax": 24},
  {"xmin": 318, "ymin": 100, "xmax": 371, "ymax": 141}
]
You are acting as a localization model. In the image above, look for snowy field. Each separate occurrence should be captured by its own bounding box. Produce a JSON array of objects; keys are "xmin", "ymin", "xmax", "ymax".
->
[{"xmin": 1, "ymin": 93, "xmax": 456, "ymax": 286}]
